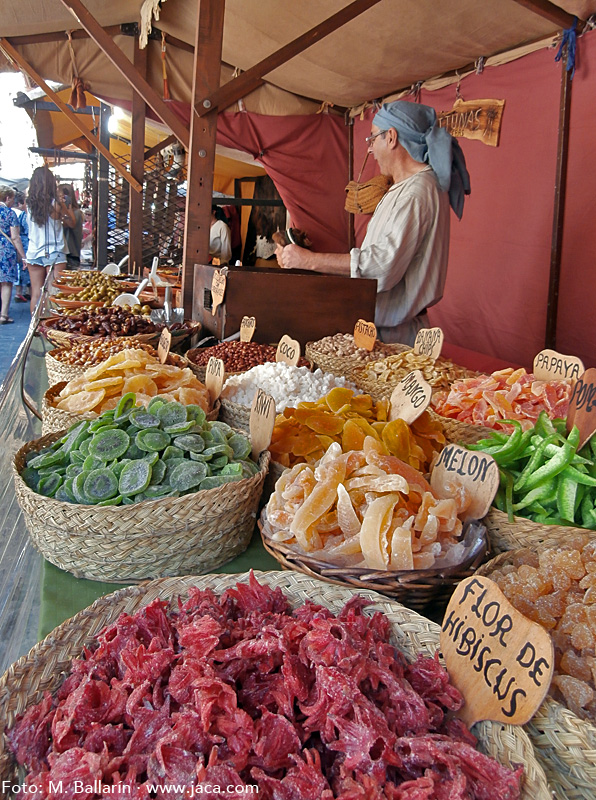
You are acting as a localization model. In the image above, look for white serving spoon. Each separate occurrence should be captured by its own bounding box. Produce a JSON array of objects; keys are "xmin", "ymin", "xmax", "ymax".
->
[
  {"xmin": 112, "ymin": 278, "xmax": 149, "ymax": 308},
  {"xmin": 101, "ymin": 262, "xmax": 120, "ymax": 276},
  {"xmin": 148, "ymin": 256, "xmax": 169, "ymax": 287}
]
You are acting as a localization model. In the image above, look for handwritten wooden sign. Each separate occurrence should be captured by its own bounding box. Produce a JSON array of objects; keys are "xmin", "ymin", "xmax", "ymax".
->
[
  {"xmin": 431, "ymin": 443, "xmax": 499, "ymax": 521},
  {"xmin": 388, "ymin": 370, "xmax": 431, "ymax": 423},
  {"xmin": 210, "ymin": 269, "xmax": 227, "ymax": 315},
  {"xmin": 249, "ymin": 388, "xmax": 276, "ymax": 460},
  {"xmin": 276, "ymin": 334, "xmax": 301, "ymax": 366},
  {"xmin": 205, "ymin": 356, "xmax": 225, "ymax": 404},
  {"xmin": 567, "ymin": 367, "xmax": 596, "ymax": 450},
  {"xmin": 533, "ymin": 348, "xmax": 584, "ymax": 382},
  {"xmin": 240, "ymin": 316, "xmax": 256, "ymax": 343},
  {"xmin": 441, "ymin": 576, "xmax": 554, "ymax": 727},
  {"xmin": 437, "ymin": 98, "xmax": 505, "ymax": 147},
  {"xmin": 157, "ymin": 328, "xmax": 172, "ymax": 364},
  {"xmin": 413, "ymin": 327, "xmax": 444, "ymax": 361},
  {"xmin": 353, "ymin": 319, "xmax": 377, "ymax": 351}
]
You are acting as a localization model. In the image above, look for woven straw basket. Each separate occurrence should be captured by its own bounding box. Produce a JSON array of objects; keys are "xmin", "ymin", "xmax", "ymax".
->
[
  {"xmin": 483, "ymin": 507, "xmax": 594, "ymax": 555},
  {"xmin": 41, "ymin": 383, "xmax": 219, "ymax": 436},
  {"xmin": 219, "ymin": 396, "xmax": 251, "ymax": 431},
  {"xmin": 304, "ymin": 341, "xmax": 409, "ymax": 382},
  {"xmin": 12, "ymin": 432, "xmax": 269, "ymax": 582},
  {"xmin": 39, "ymin": 319, "xmax": 162, "ymax": 349},
  {"xmin": 476, "ymin": 549, "xmax": 596, "ymax": 799},
  {"xmin": 0, "ymin": 570, "xmax": 550, "ymax": 799},
  {"xmin": 45, "ymin": 349, "xmax": 192, "ymax": 386}
]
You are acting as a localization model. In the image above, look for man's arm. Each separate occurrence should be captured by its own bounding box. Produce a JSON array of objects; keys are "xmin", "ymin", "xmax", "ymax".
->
[{"xmin": 277, "ymin": 243, "xmax": 350, "ymax": 275}]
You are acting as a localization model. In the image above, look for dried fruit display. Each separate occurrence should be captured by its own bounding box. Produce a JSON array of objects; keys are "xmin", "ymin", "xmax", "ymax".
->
[
  {"xmin": 6, "ymin": 575, "xmax": 522, "ymax": 798},
  {"xmin": 432, "ymin": 367, "xmax": 572, "ymax": 431},
  {"xmin": 50, "ymin": 337, "xmax": 181, "ymax": 367},
  {"xmin": 265, "ymin": 437, "xmax": 473, "ymax": 571},
  {"xmin": 53, "ymin": 349, "xmax": 210, "ymax": 415},
  {"xmin": 22, "ymin": 397, "xmax": 258, "ymax": 506},
  {"xmin": 269, "ymin": 387, "xmax": 445, "ymax": 470},
  {"xmin": 487, "ymin": 537, "xmax": 596, "ymax": 723},
  {"xmin": 187, "ymin": 340, "xmax": 309, "ymax": 371},
  {"xmin": 307, "ymin": 332, "xmax": 399, "ymax": 361},
  {"xmin": 353, "ymin": 350, "xmax": 477, "ymax": 395}
]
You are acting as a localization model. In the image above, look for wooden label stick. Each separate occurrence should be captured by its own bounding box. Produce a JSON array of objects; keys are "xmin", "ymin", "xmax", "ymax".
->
[
  {"xmin": 441, "ymin": 576, "xmax": 554, "ymax": 727},
  {"xmin": 276, "ymin": 334, "xmax": 301, "ymax": 366},
  {"xmin": 240, "ymin": 316, "xmax": 256, "ymax": 343},
  {"xmin": 533, "ymin": 349, "xmax": 584, "ymax": 382},
  {"xmin": 413, "ymin": 327, "xmax": 444, "ymax": 361},
  {"xmin": 249, "ymin": 388, "xmax": 276, "ymax": 460},
  {"xmin": 157, "ymin": 328, "xmax": 172, "ymax": 364},
  {"xmin": 353, "ymin": 319, "xmax": 377, "ymax": 351},
  {"xmin": 388, "ymin": 370, "xmax": 432, "ymax": 423},
  {"xmin": 431, "ymin": 443, "xmax": 499, "ymax": 521},
  {"xmin": 210, "ymin": 268, "xmax": 227, "ymax": 315},
  {"xmin": 205, "ymin": 357, "xmax": 225, "ymax": 404},
  {"xmin": 567, "ymin": 367, "xmax": 596, "ymax": 449}
]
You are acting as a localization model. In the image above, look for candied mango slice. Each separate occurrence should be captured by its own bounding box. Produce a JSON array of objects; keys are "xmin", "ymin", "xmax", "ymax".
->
[
  {"xmin": 326, "ymin": 387, "xmax": 355, "ymax": 412},
  {"xmin": 382, "ymin": 419, "xmax": 412, "ymax": 462},
  {"xmin": 349, "ymin": 394, "xmax": 374, "ymax": 414},
  {"xmin": 342, "ymin": 419, "xmax": 367, "ymax": 452},
  {"xmin": 305, "ymin": 413, "xmax": 345, "ymax": 436}
]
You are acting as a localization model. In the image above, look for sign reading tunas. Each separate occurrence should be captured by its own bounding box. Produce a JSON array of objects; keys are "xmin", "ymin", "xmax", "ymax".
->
[{"xmin": 437, "ymin": 98, "xmax": 505, "ymax": 147}]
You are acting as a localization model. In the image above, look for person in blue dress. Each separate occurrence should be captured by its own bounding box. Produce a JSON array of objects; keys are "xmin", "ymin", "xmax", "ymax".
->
[
  {"xmin": 0, "ymin": 186, "xmax": 26, "ymax": 324},
  {"xmin": 13, "ymin": 191, "xmax": 31, "ymax": 303}
]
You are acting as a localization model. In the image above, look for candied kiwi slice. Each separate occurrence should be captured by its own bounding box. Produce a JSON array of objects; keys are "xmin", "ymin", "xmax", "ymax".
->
[
  {"xmin": 149, "ymin": 459, "xmax": 167, "ymax": 485},
  {"xmin": 89, "ymin": 428, "xmax": 130, "ymax": 461},
  {"xmin": 163, "ymin": 445, "xmax": 185, "ymax": 461},
  {"xmin": 157, "ymin": 401, "xmax": 187, "ymax": 428},
  {"xmin": 147, "ymin": 396, "xmax": 166, "ymax": 413},
  {"xmin": 72, "ymin": 470, "xmax": 92, "ymax": 504},
  {"xmin": 174, "ymin": 434, "xmax": 206, "ymax": 454},
  {"xmin": 38, "ymin": 473, "xmax": 63, "ymax": 497},
  {"xmin": 168, "ymin": 461, "xmax": 208, "ymax": 492},
  {"xmin": 83, "ymin": 468, "xmax": 119, "ymax": 502},
  {"xmin": 119, "ymin": 459, "xmax": 152, "ymax": 496},
  {"xmin": 136, "ymin": 428, "xmax": 171, "ymax": 452},
  {"xmin": 142, "ymin": 451, "xmax": 160, "ymax": 466},
  {"xmin": 130, "ymin": 408, "xmax": 161, "ymax": 429},
  {"xmin": 163, "ymin": 421, "xmax": 195, "ymax": 435},
  {"xmin": 114, "ymin": 392, "xmax": 137, "ymax": 421},
  {"xmin": 97, "ymin": 495, "xmax": 123, "ymax": 507},
  {"xmin": 228, "ymin": 434, "xmax": 251, "ymax": 460},
  {"xmin": 185, "ymin": 405, "xmax": 206, "ymax": 425},
  {"xmin": 21, "ymin": 466, "xmax": 40, "ymax": 490},
  {"xmin": 200, "ymin": 474, "xmax": 240, "ymax": 490},
  {"xmin": 83, "ymin": 455, "xmax": 106, "ymax": 473}
]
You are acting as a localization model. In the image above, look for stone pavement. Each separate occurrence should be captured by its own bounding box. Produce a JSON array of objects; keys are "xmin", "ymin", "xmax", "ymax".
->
[{"xmin": 0, "ymin": 293, "xmax": 33, "ymax": 384}]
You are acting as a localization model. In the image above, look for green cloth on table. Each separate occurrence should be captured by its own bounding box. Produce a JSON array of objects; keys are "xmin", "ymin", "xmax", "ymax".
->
[{"xmin": 39, "ymin": 526, "xmax": 280, "ymax": 640}]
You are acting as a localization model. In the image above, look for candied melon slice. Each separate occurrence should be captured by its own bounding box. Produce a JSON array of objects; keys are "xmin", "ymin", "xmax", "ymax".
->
[
  {"xmin": 337, "ymin": 483, "xmax": 361, "ymax": 536},
  {"xmin": 390, "ymin": 525, "xmax": 414, "ymax": 570},
  {"xmin": 326, "ymin": 387, "xmax": 355, "ymax": 412},
  {"xmin": 360, "ymin": 492, "xmax": 401, "ymax": 570},
  {"xmin": 289, "ymin": 477, "xmax": 341, "ymax": 549}
]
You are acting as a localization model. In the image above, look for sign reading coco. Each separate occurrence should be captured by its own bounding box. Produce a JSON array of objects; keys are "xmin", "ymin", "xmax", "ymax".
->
[{"xmin": 276, "ymin": 334, "xmax": 301, "ymax": 366}]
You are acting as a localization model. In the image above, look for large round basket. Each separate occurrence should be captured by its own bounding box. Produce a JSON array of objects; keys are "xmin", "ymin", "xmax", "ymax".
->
[
  {"xmin": 427, "ymin": 408, "xmax": 495, "ymax": 445},
  {"xmin": 483, "ymin": 507, "xmax": 593, "ymax": 554},
  {"xmin": 260, "ymin": 509, "xmax": 489, "ymax": 612},
  {"xmin": 12, "ymin": 432, "xmax": 268, "ymax": 582},
  {"xmin": 476, "ymin": 549, "xmax": 596, "ymax": 799},
  {"xmin": 351, "ymin": 359, "xmax": 479, "ymax": 403},
  {"xmin": 0, "ymin": 570, "xmax": 550, "ymax": 800},
  {"xmin": 41, "ymin": 382, "xmax": 219, "ymax": 436},
  {"xmin": 304, "ymin": 341, "xmax": 409, "ymax": 382},
  {"xmin": 219, "ymin": 396, "xmax": 251, "ymax": 431},
  {"xmin": 38, "ymin": 319, "xmax": 162, "ymax": 349}
]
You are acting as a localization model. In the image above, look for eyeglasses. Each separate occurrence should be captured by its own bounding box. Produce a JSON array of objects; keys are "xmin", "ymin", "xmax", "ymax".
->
[{"xmin": 365, "ymin": 130, "xmax": 387, "ymax": 145}]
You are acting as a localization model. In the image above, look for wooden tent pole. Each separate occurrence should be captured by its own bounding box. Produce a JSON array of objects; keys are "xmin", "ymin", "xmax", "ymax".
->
[
  {"xmin": 182, "ymin": 0, "xmax": 225, "ymax": 319},
  {"xmin": 129, "ymin": 36, "xmax": 147, "ymax": 277},
  {"xmin": 545, "ymin": 49, "xmax": 573, "ymax": 349}
]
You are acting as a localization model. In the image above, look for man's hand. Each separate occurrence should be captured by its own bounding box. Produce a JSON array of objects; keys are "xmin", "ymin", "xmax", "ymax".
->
[{"xmin": 277, "ymin": 244, "xmax": 310, "ymax": 270}]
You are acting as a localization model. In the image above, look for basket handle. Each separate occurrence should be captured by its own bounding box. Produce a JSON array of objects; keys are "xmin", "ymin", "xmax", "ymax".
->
[{"xmin": 355, "ymin": 150, "xmax": 371, "ymax": 183}]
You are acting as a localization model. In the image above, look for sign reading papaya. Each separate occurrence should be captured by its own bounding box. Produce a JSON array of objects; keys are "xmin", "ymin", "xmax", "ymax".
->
[
  {"xmin": 388, "ymin": 370, "xmax": 431, "ymax": 423},
  {"xmin": 533, "ymin": 348, "xmax": 584, "ymax": 382},
  {"xmin": 240, "ymin": 316, "xmax": 256, "ymax": 343},
  {"xmin": 413, "ymin": 326, "xmax": 444, "ymax": 361},
  {"xmin": 205, "ymin": 356, "xmax": 225, "ymax": 404},
  {"xmin": 437, "ymin": 98, "xmax": 505, "ymax": 147},
  {"xmin": 210, "ymin": 268, "xmax": 227, "ymax": 315},
  {"xmin": 431, "ymin": 443, "xmax": 499, "ymax": 521},
  {"xmin": 157, "ymin": 328, "xmax": 172, "ymax": 364},
  {"xmin": 249, "ymin": 388, "xmax": 276, "ymax": 460},
  {"xmin": 353, "ymin": 319, "xmax": 377, "ymax": 351},
  {"xmin": 441, "ymin": 577, "xmax": 553, "ymax": 727},
  {"xmin": 567, "ymin": 367, "xmax": 596, "ymax": 450},
  {"xmin": 276, "ymin": 334, "xmax": 300, "ymax": 366}
]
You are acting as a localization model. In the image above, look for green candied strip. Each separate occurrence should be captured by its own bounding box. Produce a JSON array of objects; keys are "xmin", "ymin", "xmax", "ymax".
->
[
  {"xmin": 512, "ymin": 480, "xmax": 556, "ymax": 512},
  {"xmin": 513, "ymin": 433, "xmax": 558, "ymax": 492},
  {"xmin": 521, "ymin": 427, "xmax": 580, "ymax": 493},
  {"xmin": 556, "ymin": 474, "xmax": 578, "ymax": 524},
  {"xmin": 560, "ymin": 466, "xmax": 596, "ymax": 487}
]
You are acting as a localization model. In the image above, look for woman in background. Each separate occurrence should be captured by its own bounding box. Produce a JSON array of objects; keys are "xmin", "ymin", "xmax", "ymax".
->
[
  {"xmin": 0, "ymin": 185, "xmax": 26, "ymax": 324},
  {"xmin": 26, "ymin": 166, "xmax": 72, "ymax": 312},
  {"xmin": 209, "ymin": 205, "xmax": 232, "ymax": 265},
  {"xmin": 59, "ymin": 184, "xmax": 83, "ymax": 267}
]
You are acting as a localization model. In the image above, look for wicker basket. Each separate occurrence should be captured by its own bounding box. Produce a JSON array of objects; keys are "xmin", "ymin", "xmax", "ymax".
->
[
  {"xmin": 0, "ymin": 570, "xmax": 551, "ymax": 800},
  {"xmin": 13, "ymin": 432, "xmax": 268, "ymax": 582},
  {"xmin": 219, "ymin": 396, "xmax": 251, "ymax": 431},
  {"xmin": 482, "ymin": 507, "xmax": 593, "ymax": 555},
  {"xmin": 42, "ymin": 382, "xmax": 219, "ymax": 436},
  {"xmin": 304, "ymin": 341, "xmax": 409, "ymax": 382},
  {"xmin": 260, "ymin": 510, "xmax": 490, "ymax": 612},
  {"xmin": 427, "ymin": 408, "xmax": 495, "ymax": 445},
  {"xmin": 39, "ymin": 319, "xmax": 162, "ymax": 349},
  {"xmin": 476, "ymin": 550, "xmax": 596, "ymax": 798}
]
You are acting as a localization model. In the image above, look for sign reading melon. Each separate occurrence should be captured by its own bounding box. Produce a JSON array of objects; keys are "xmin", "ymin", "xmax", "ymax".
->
[
  {"xmin": 567, "ymin": 367, "xmax": 596, "ymax": 450},
  {"xmin": 240, "ymin": 316, "xmax": 256, "ymax": 343},
  {"xmin": 388, "ymin": 370, "xmax": 431, "ymax": 423},
  {"xmin": 210, "ymin": 268, "xmax": 227, "ymax": 315},
  {"xmin": 157, "ymin": 328, "xmax": 172, "ymax": 364},
  {"xmin": 205, "ymin": 357, "xmax": 225, "ymax": 404},
  {"xmin": 276, "ymin": 334, "xmax": 300, "ymax": 366},
  {"xmin": 533, "ymin": 349, "xmax": 584, "ymax": 382},
  {"xmin": 413, "ymin": 327, "xmax": 444, "ymax": 361},
  {"xmin": 441, "ymin": 576, "xmax": 554, "ymax": 727},
  {"xmin": 431, "ymin": 443, "xmax": 499, "ymax": 521},
  {"xmin": 353, "ymin": 319, "xmax": 377, "ymax": 351},
  {"xmin": 250, "ymin": 388, "xmax": 276, "ymax": 460}
]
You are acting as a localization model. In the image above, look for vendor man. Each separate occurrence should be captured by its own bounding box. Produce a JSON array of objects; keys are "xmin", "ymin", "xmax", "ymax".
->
[{"xmin": 276, "ymin": 100, "xmax": 470, "ymax": 345}]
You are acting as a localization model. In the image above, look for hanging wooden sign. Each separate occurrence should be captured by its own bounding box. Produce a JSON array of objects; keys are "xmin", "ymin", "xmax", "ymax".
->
[
  {"xmin": 353, "ymin": 319, "xmax": 377, "ymax": 351},
  {"xmin": 276, "ymin": 334, "xmax": 301, "ymax": 366},
  {"xmin": 388, "ymin": 370, "xmax": 432, "ymax": 423},
  {"xmin": 533, "ymin": 349, "xmax": 584, "ymax": 382},
  {"xmin": 567, "ymin": 367, "xmax": 596, "ymax": 450},
  {"xmin": 431, "ymin": 443, "xmax": 499, "ymax": 521},
  {"xmin": 205, "ymin": 356, "xmax": 225, "ymax": 404},
  {"xmin": 437, "ymin": 98, "xmax": 505, "ymax": 147},
  {"xmin": 413, "ymin": 327, "xmax": 444, "ymax": 361},
  {"xmin": 250, "ymin": 388, "xmax": 276, "ymax": 460},
  {"xmin": 441, "ymin": 576, "xmax": 554, "ymax": 727},
  {"xmin": 210, "ymin": 268, "xmax": 227, "ymax": 315},
  {"xmin": 157, "ymin": 328, "xmax": 172, "ymax": 364},
  {"xmin": 240, "ymin": 316, "xmax": 256, "ymax": 343}
]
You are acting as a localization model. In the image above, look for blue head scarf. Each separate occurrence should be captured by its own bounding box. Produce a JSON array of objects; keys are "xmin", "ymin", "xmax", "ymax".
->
[{"xmin": 373, "ymin": 101, "xmax": 471, "ymax": 219}]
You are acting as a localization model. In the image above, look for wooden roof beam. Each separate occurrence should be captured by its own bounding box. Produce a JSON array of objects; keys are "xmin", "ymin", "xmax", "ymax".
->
[
  {"xmin": 510, "ymin": 0, "xmax": 583, "ymax": 30},
  {"xmin": 195, "ymin": 0, "xmax": 383, "ymax": 116},
  {"xmin": 0, "ymin": 37, "xmax": 142, "ymax": 193},
  {"xmin": 58, "ymin": 0, "xmax": 190, "ymax": 149},
  {"xmin": 144, "ymin": 134, "xmax": 177, "ymax": 161}
]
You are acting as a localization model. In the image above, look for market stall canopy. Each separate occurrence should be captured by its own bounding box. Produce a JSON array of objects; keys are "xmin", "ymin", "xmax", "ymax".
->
[{"xmin": 2, "ymin": 1, "xmax": 596, "ymax": 112}]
